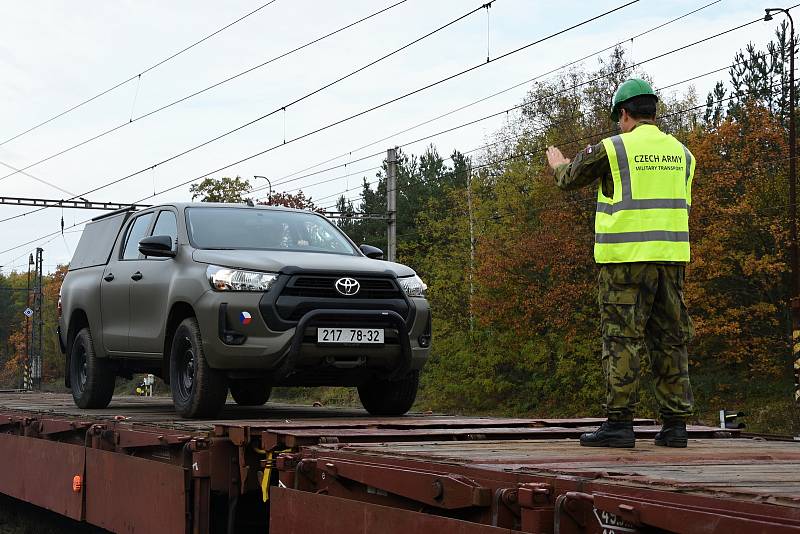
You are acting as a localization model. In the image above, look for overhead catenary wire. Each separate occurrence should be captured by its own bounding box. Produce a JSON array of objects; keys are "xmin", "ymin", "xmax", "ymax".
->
[
  {"xmin": 305, "ymin": 56, "xmax": 771, "ymax": 206},
  {"xmin": 252, "ymin": 31, "xmax": 800, "ymax": 210},
  {"xmin": 127, "ymin": 0, "xmax": 640, "ymax": 205},
  {"xmin": 20, "ymin": 64, "xmax": 784, "ymax": 224},
  {"xmin": 4, "ymin": 7, "xmax": 792, "ymax": 268},
  {"xmin": 0, "ymin": 0, "xmax": 641, "ymax": 230},
  {"xmin": 0, "ymin": 159, "xmax": 77, "ymax": 197},
  {"xmin": 0, "ymin": 82, "xmax": 788, "ymax": 262},
  {"xmin": 0, "ymin": 0, "xmax": 503, "ymax": 220},
  {"xmin": 0, "ymin": 4, "xmax": 780, "ymax": 253},
  {"xmin": 267, "ymin": 0, "xmax": 723, "ymax": 187},
  {"xmin": 0, "ymin": 0, "xmax": 281, "ymax": 148},
  {"xmin": 0, "ymin": 0, "xmax": 410, "ymax": 193},
  {"xmin": 266, "ymin": 6, "xmax": 761, "ymax": 202},
  {"xmin": 317, "ymin": 81, "xmax": 790, "ymax": 212},
  {"xmin": 289, "ymin": 57, "xmax": 739, "ymax": 201}
]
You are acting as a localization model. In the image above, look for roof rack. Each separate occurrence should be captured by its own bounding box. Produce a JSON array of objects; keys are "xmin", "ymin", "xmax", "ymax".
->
[{"xmin": 90, "ymin": 205, "xmax": 142, "ymax": 222}]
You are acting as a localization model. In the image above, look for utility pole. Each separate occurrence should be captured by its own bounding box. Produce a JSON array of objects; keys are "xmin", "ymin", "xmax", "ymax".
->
[
  {"xmin": 387, "ymin": 148, "xmax": 398, "ymax": 262},
  {"xmin": 31, "ymin": 248, "xmax": 43, "ymax": 390},
  {"xmin": 24, "ymin": 254, "xmax": 33, "ymax": 391},
  {"xmin": 765, "ymin": 8, "xmax": 799, "ymax": 434},
  {"xmin": 466, "ymin": 169, "xmax": 475, "ymax": 332}
]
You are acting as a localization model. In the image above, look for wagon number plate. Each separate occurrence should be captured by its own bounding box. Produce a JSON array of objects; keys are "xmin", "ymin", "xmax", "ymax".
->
[{"xmin": 317, "ymin": 328, "xmax": 384, "ymax": 344}]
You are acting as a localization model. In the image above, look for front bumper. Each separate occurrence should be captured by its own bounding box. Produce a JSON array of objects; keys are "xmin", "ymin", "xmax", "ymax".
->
[{"xmin": 194, "ymin": 288, "xmax": 431, "ymax": 384}]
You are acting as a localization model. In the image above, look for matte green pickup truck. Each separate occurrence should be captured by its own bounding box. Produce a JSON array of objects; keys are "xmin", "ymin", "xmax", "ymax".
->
[{"xmin": 58, "ymin": 203, "xmax": 431, "ymax": 418}]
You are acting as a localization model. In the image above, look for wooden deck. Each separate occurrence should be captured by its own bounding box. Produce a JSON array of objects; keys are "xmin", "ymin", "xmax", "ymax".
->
[{"xmin": 311, "ymin": 437, "xmax": 800, "ymax": 507}]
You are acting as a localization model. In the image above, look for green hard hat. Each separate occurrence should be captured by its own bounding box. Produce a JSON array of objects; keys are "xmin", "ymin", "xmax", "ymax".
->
[{"xmin": 610, "ymin": 78, "xmax": 658, "ymax": 121}]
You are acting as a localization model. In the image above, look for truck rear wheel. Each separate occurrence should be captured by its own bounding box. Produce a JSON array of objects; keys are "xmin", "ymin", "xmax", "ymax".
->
[
  {"xmin": 70, "ymin": 327, "xmax": 115, "ymax": 409},
  {"xmin": 229, "ymin": 379, "xmax": 272, "ymax": 406},
  {"xmin": 169, "ymin": 317, "xmax": 228, "ymax": 418},
  {"xmin": 357, "ymin": 371, "xmax": 419, "ymax": 416}
]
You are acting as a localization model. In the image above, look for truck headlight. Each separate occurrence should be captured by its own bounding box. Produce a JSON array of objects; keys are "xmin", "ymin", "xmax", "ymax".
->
[
  {"xmin": 207, "ymin": 265, "xmax": 278, "ymax": 291},
  {"xmin": 399, "ymin": 275, "xmax": 427, "ymax": 298}
]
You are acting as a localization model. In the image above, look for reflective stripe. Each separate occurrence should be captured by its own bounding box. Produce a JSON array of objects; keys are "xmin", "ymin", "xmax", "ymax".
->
[
  {"xmin": 604, "ymin": 135, "xmax": 688, "ymax": 213},
  {"xmin": 610, "ymin": 135, "xmax": 632, "ymax": 199},
  {"xmin": 597, "ymin": 198, "xmax": 688, "ymax": 215},
  {"xmin": 596, "ymin": 202, "xmax": 613, "ymax": 215},
  {"xmin": 682, "ymin": 145, "xmax": 692, "ymax": 187},
  {"xmin": 595, "ymin": 230, "xmax": 689, "ymax": 244}
]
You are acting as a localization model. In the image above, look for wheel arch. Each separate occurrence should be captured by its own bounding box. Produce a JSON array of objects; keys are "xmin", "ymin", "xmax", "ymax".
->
[
  {"xmin": 66, "ymin": 309, "xmax": 90, "ymax": 351},
  {"xmin": 65, "ymin": 309, "xmax": 92, "ymax": 388},
  {"xmin": 162, "ymin": 301, "xmax": 196, "ymax": 384}
]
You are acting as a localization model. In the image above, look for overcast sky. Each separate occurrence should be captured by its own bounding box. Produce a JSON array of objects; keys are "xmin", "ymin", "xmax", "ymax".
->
[{"xmin": 0, "ymin": 0, "xmax": 780, "ymax": 273}]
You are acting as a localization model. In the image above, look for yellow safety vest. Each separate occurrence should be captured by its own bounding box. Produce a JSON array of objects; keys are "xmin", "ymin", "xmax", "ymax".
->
[{"xmin": 595, "ymin": 124, "xmax": 695, "ymax": 263}]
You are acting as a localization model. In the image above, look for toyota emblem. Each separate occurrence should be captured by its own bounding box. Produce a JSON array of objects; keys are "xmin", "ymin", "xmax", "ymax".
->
[{"xmin": 334, "ymin": 277, "xmax": 360, "ymax": 296}]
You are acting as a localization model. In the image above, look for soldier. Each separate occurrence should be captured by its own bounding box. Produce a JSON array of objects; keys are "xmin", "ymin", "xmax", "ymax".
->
[{"xmin": 545, "ymin": 78, "xmax": 695, "ymax": 448}]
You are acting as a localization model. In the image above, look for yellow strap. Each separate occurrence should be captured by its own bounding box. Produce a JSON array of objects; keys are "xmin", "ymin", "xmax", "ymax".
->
[
  {"xmin": 259, "ymin": 448, "xmax": 291, "ymax": 502},
  {"xmin": 261, "ymin": 451, "xmax": 273, "ymax": 502}
]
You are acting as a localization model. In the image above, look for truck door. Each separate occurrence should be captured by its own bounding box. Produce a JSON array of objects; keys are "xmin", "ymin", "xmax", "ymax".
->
[
  {"xmin": 127, "ymin": 209, "xmax": 179, "ymax": 355},
  {"xmin": 101, "ymin": 211, "xmax": 155, "ymax": 353}
]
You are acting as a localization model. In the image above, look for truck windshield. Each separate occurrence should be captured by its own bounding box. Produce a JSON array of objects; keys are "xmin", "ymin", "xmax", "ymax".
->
[{"xmin": 186, "ymin": 207, "xmax": 358, "ymax": 255}]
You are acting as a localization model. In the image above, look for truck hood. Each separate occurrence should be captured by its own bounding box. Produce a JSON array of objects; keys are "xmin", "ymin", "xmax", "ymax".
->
[{"xmin": 191, "ymin": 249, "xmax": 416, "ymax": 277}]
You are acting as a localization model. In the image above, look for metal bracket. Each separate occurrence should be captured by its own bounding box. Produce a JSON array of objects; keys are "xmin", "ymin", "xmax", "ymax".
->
[
  {"xmin": 315, "ymin": 457, "xmax": 492, "ymax": 509},
  {"xmin": 227, "ymin": 427, "xmax": 253, "ymax": 495},
  {"xmin": 518, "ymin": 482, "xmax": 552, "ymax": 508}
]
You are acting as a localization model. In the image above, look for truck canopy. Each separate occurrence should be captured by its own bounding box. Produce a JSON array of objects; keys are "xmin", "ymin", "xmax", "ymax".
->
[{"xmin": 68, "ymin": 211, "xmax": 131, "ymax": 271}]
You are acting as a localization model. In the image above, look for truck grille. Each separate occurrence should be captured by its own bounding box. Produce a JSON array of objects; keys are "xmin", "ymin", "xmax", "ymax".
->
[
  {"xmin": 273, "ymin": 275, "xmax": 410, "ymax": 323},
  {"xmin": 283, "ymin": 276, "xmax": 401, "ymax": 299}
]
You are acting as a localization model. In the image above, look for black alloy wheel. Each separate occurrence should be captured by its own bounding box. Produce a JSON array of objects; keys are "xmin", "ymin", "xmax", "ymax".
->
[
  {"xmin": 69, "ymin": 327, "xmax": 115, "ymax": 409},
  {"xmin": 169, "ymin": 317, "xmax": 228, "ymax": 418}
]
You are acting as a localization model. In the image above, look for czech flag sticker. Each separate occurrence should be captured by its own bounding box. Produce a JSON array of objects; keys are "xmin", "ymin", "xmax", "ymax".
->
[{"xmin": 240, "ymin": 311, "xmax": 252, "ymax": 325}]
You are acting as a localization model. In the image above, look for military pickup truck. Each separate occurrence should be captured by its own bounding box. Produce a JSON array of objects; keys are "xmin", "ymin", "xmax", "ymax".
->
[{"xmin": 58, "ymin": 203, "xmax": 431, "ymax": 417}]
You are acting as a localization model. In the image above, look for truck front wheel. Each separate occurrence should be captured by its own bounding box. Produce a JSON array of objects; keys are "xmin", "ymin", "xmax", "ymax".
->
[
  {"xmin": 170, "ymin": 317, "xmax": 228, "ymax": 418},
  {"xmin": 357, "ymin": 371, "xmax": 419, "ymax": 416},
  {"xmin": 70, "ymin": 327, "xmax": 115, "ymax": 409}
]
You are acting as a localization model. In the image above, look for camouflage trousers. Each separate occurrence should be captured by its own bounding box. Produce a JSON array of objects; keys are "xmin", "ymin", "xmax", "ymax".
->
[{"xmin": 598, "ymin": 263, "xmax": 695, "ymax": 421}]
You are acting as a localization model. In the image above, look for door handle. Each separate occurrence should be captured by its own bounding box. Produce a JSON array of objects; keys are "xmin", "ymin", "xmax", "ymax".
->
[
  {"xmin": 103, "ymin": 273, "xmax": 114, "ymax": 282},
  {"xmin": 131, "ymin": 271, "xmax": 143, "ymax": 281}
]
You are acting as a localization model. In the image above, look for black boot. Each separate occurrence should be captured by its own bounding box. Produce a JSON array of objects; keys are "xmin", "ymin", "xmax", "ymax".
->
[
  {"xmin": 579, "ymin": 420, "xmax": 635, "ymax": 448},
  {"xmin": 654, "ymin": 419, "xmax": 688, "ymax": 448}
]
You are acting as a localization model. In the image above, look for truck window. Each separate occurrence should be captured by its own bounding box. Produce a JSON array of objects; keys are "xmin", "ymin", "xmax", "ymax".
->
[
  {"xmin": 151, "ymin": 210, "xmax": 178, "ymax": 249},
  {"xmin": 185, "ymin": 207, "xmax": 358, "ymax": 255},
  {"xmin": 122, "ymin": 213, "xmax": 154, "ymax": 260}
]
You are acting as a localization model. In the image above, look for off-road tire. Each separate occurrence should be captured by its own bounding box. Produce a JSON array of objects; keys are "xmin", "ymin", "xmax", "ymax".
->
[
  {"xmin": 357, "ymin": 370, "xmax": 419, "ymax": 416},
  {"xmin": 69, "ymin": 327, "xmax": 115, "ymax": 409},
  {"xmin": 170, "ymin": 317, "xmax": 228, "ymax": 418},
  {"xmin": 230, "ymin": 379, "xmax": 272, "ymax": 406}
]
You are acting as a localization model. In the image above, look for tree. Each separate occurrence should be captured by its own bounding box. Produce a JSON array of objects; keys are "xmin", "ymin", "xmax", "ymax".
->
[
  {"xmin": 688, "ymin": 103, "xmax": 788, "ymax": 381},
  {"xmin": 706, "ymin": 22, "xmax": 797, "ymax": 127},
  {"xmin": 0, "ymin": 264, "xmax": 67, "ymax": 387},
  {"xmin": 259, "ymin": 190, "xmax": 320, "ymax": 211},
  {"xmin": 190, "ymin": 176, "xmax": 251, "ymax": 202}
]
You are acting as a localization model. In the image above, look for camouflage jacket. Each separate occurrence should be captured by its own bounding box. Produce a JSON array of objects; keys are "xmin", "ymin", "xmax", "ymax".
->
[{"xmin": 553, "ymin": 141, "xmax": 614, "ymax": 198}]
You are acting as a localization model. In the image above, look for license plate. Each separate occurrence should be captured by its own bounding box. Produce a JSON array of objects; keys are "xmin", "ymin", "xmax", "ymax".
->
[{"xmin": 317, "ymin": 328, "xmax": 384, "ymax": 344}]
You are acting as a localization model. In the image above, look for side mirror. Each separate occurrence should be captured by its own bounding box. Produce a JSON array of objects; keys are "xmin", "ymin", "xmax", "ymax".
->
[
  {"xmin": 139, "ymin": 235, "xmax": 176, "ymax": 258},
  {"xmin": 360, "ymin": 244, "xmax": 384, "ymax": 260}
]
